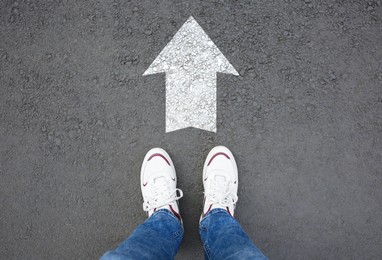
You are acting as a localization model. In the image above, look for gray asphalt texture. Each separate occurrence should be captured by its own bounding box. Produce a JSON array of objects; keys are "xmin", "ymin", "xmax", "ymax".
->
[{"xmin": 1, "ymin": 0, "xmax": 381, "ymax": 259}]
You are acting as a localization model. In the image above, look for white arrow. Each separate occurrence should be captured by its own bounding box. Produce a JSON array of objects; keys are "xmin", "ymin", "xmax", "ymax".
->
[{"xmin": 143, "ymin": 16, "xmax": 238, "ymax": 133}]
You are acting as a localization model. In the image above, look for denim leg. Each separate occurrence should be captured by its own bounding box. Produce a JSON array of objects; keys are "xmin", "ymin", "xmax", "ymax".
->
[
  {"xmin": 199, "ymin": 209, "xmax": 268, "ymax": 260},
  {"xmin": 101, "ymin": 209, "xmax": 183, "ymax": 260}
]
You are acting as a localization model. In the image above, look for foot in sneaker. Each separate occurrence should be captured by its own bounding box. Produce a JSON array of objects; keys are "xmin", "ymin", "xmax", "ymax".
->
[
  {"xmin": 201, "ymin": 146, "xmax": 238, "ymax": 220},
  {"xmin": 141, "ymin": 148, "xmax": 183, "ymax": 221}
]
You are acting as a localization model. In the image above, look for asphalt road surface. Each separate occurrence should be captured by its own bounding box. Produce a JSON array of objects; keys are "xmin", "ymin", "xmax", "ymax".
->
[{"xmin": 1, "ymin": 0, "xmax": 381, "ymax": 259}]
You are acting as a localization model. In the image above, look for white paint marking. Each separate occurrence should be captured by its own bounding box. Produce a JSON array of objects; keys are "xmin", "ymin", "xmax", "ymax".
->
[{"xmin": 143, "ymin": 16, "xmax": 238, "ymax": 133}]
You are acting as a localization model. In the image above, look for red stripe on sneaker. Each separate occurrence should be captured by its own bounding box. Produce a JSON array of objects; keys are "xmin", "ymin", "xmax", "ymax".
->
[
  {"xmin": 207, "ymin": 152, "xmax": 230, "ymax": 166},
  {"xmin": 226, "ymin": 207, "xmax": 232, "ymax": 217},
  {"xmin": 203, "ymin": 204, "xmax": 212, "ymax": 218},
  {"xmin": 169, "ymin": 204, "xmax": 181, "ymax": 221},
  {"xmin": 148, "ymin": 153, "xmax": 171, "ymax": 166}
]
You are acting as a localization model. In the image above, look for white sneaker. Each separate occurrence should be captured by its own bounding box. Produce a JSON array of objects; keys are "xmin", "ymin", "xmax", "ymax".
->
[
  {"xmin": 201, "ymin": 146, "xmax": 238, "ymax": 220},
  {"xmin": 141, "ymin": 148, "xmax": 183, "ymax": 220}
]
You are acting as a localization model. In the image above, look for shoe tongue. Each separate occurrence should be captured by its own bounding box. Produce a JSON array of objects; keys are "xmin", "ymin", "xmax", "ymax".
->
[
  {"xmin": 151, "ymin": 176, "xmax": 171, "ymax": 213},
  {"xmin": 214, "ymin": 175, "xmax": 226, "ymax": 184},
  {"xmin": 154, "ymin": 176, "xmax": 166, "ymax": 184}
]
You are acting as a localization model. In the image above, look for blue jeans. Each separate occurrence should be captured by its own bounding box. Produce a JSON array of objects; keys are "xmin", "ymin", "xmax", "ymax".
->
[{"xmin": 101, "ymin": 208, "xmax": 267, "ymax": 260}]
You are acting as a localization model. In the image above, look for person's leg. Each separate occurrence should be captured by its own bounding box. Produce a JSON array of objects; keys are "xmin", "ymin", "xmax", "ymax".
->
[
  {"xmin": 101, "ymin": 148, "xmax": 184, "ymax": 260},
  {"xmin": 101, "ymin": 209, "xmax": 183, "ymax": 260},
  {"xmin": 199, "ymin": 146, "xmax": 268, "ymax": 260},
  {"xmin": 199, "ymin": 209, "xmax": 267, "ymax": 259}
]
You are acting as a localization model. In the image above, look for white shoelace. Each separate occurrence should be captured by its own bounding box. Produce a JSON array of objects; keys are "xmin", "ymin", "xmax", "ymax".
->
[
  {"xmin": 143, "ymin": 178, "xmax": 183, "ymax": 212},
  {"xmin": 205, "ymin": 174, "xmax": 238, "ymax": 207}
]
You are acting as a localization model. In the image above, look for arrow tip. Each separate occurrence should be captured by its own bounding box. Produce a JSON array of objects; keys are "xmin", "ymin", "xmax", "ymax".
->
[{"xmin": 143, "ymin": 15, "xmax": 239, "ymax": 76}]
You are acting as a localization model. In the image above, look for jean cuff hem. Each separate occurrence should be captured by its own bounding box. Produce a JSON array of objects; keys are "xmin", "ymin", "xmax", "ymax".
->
[
  {"xmin": 151, "ymin": 209, "xmax": 183, "ymax": 226},
  {"xmin": 200, "ymin": 208, "xmax": 230, "ymax": 222}
]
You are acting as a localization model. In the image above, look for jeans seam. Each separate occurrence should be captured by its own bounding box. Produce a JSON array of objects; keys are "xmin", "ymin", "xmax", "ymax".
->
[
  {"xmin": 203, "ymin": 242, "xmax": 211, "ymax": 259},
  {"xmin": 172, "ymin": 228, "xmax": 184, "ymax": 240}
]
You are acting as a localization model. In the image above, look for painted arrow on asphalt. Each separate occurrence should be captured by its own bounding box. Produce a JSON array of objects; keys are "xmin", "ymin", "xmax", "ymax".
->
[{"xmin": 143, "ymin": 16, "xmax": 239, "ymax": 133}]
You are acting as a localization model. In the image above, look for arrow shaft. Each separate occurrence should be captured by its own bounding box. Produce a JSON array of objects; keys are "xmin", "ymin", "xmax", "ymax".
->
[{"xmin": 166, "ymin": 71, "xmax": 216, "ymax": 132}]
